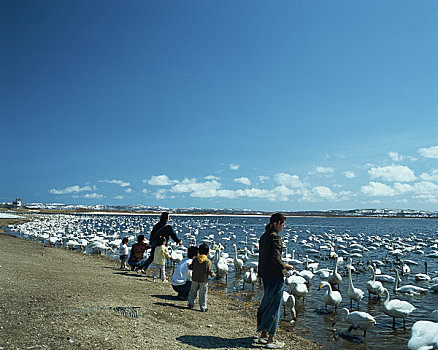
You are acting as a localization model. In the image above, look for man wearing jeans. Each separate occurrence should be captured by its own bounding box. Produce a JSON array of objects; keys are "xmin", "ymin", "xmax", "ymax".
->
[{"xmin": 256, "ymin": 213, "xmax": 294, "ymax": 349}]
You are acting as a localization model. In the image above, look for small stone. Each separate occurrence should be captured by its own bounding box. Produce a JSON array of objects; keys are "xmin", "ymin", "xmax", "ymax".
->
[{"xmin": 206, "ymin": 324, "xmax": 213, "ymax": 328}]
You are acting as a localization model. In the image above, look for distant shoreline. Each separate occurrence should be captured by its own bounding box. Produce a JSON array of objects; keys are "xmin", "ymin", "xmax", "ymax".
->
[{"xmin": 1, "ymin": 207, "xmax": 438, "ymax": 220}]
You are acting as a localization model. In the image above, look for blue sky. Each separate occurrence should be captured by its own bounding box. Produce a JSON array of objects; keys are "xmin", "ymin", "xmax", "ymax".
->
[{"xmin": 1, "ymin": 0, "xmax": 437, "ymax": 211}]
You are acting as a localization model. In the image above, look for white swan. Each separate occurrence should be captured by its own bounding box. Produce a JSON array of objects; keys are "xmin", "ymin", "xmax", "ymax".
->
[
  {"xmin": 333, "ymin": 308, "xmax": 376, "ymax": 337},
  {"xmin": 401, "ymin": 259, "xmax": 411, "ymax": 276},
  {"xmin": 214, "ymin": 248, "xmax": 229, "ymax": 281},
  {"xmin": 289, "ymin": 281, "xmax": 308, "ymax": 303},
  {"xmin": 347, "ymin": 261, "xmax": 364, "ymax": 309},
  {"xmin": 366, "ymin": 265, "xmax": 384, "ymax": 299},
  {"xmin": 414, "ymin": 262, "xmax": 431, "ymax": 281},
  {"xmin": 381, "ymin": 288, "xmax": 416, "ymax": 329},
  {"xmin": 297, "ymin": 268, "xmax": 314, "ymax": 283},
  {"xmin": 243, "ymin": 267, "xmax": 257, "ymax": 289},
  {"xmin": 408, "ymin": 312, "xmax": 438, "ymax": 350},
  {"xmin": 285, "ymin": 272, "xmax": 307, "ymax": 286},
  {"xmin": 319, "ymin": 281, "xmax": 342, "ymax": 312},
  {"xmin": 328, "ymin": 254, "xmax": 342, "ymax": 290},
  {"xmin": 392, "ymin": 269, "xmax": 428, "ymax": 295},
  {"xmin": 282, "ymin": 290, "xmax": 297, "ymax": 320},
  {"xmin": 232, "ymin": 244, "xmax": 244, "ymax": 274}
]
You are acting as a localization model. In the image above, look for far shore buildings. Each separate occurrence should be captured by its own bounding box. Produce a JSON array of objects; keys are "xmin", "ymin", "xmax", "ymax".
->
[{"xmin": 12, "ymin": 198, "xmax": 22, "ymax": 208}]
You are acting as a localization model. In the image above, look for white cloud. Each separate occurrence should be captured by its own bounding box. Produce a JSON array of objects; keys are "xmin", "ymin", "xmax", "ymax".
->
[
  {"xmin": 420, "ymin": 169, "xmax": 438, "ymax": 182},
  {"xmin": 418, "ymin": 146, "xmax": 438, "ymax": 159},
  {"xmin": 301, "ymin": 186, "xmax": 337, "ymax": 202},
  {"xmin": 101, "ymin": 179, "xmax": 130, "ymax": 187},
  {"xmin": 234, "ymin": 177, "xmax": 251, "ymax": 186},
  {"xmin": 115, "ymin": 195, "xmax": 124, "ymax": 199},
  {"xmin": 145, "ymin": 175, "xmax": 179, "ymax": 186},
  {"xmin": 368, "ymin": 165, "xmax": 416, "ymax": 182},
  {"xmin": 171, "ymin": 178, "xmax": 221, "ymax": 195},
  {"xmin": 388, "ymin": 151, "xmax": 417, "ymax": 162},
  {"xmin": 142, "ymin": 189, "xmax": 149, "ymax": 195},
  {"xmin": 316, "ymin": 166, "xmax": 334, "ymax": 174},
  {"xmin": 204, "ymin": 175, "xmax": 220, "ymax": 180},
  {"xmin": 230, "ymin": 164, "xmax": 240, "ymax": 170},
  {"xmin": 124, "ymin": 188, "xmax": 132, "ymax": 193},
  {"xmin": 275, "ymin": 173, "xmax": 304, "ymax": 188},
  {"xmin": 393, "ymin": 182, "xmax": 414, "ymax": 195},
  {"xmin": 49, "ymin": 185, "xmax": 92, "ymax": 195},
  {"xmin": 258, "ymin": 176, "xmax": 270, "ymax": 183},
  {"xmin": 343, "ymin": 171, "xmax": 356, "ymax": 179},
  {"xmin": 389, "ymin": 151, "xmax": 401, "ymax": 162},
  {"xmin": 83, "ymin": 193, "xmax": 104, "ymax": 199},
  {"xmin": 154, "ymin": 189, "xmax": 167, "ymax": 199},
  {"xmin": 361, "ymin": 182, "xmax": 396, "ymax": 197}
]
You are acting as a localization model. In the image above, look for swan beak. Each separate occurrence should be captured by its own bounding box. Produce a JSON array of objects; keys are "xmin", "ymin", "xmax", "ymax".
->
[
  {"xmin": 318, "ymin": 284, "xmax": 322, "ymax": 290},
  {"xmin": 378, "ymin": 293, "xmax": 381, "ymax": 297}
]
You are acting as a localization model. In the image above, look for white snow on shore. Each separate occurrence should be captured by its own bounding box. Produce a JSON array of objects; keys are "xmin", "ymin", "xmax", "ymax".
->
[{"xmin": 0, "ymin": 213, "xmax": 23, "ymax": 219}]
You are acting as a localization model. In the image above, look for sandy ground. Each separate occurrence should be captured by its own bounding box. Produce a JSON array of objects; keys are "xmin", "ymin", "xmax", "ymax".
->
[{"xmin": 0, "ymin": 218, "xmax": 320, "ymax": 350}]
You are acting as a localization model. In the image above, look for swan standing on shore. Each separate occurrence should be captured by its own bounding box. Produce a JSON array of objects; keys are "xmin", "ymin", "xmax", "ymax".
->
[
  {"xmin": 243, "ymin": 267, "xmax": 257, "ymax": 289},
  {"xmin": 282, "ymin": 290, "xmax": 297, "ymax": 321},
  {"xmin": 319, "ymin": 281, "xmax": 342, "ymax": 312},
  {"xmin": 214, "ymin": 247, "xmax": 229, "ymax": 281},
  {"xmin": 332, "ymin": 308, "xmax": 376, "ymax": 337},
  {"xmin": 381, "ymin": 288, "xmax": 416, "ymax": 329}
]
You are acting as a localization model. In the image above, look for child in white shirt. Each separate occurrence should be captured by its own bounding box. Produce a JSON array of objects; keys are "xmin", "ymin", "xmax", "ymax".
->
[{"xmin": 119, "ymin": 237, "xmax": 129, "ymax": 270}]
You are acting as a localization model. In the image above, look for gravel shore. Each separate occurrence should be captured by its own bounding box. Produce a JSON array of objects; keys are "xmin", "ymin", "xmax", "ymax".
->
[{"xmin": 0, "ymin": 219, "xmax": 320, "ymax": 350}]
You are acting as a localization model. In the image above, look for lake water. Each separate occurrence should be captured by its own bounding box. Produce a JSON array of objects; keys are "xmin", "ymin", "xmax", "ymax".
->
[{"xmin": 5, "ymin": 213, "xmax": 438, "ymax": 349}]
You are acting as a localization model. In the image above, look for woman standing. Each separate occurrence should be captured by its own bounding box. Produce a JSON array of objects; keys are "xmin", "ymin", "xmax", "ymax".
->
[{"xmin": 257, "ymin": 213, "xmax": 294, "ymax": 349}]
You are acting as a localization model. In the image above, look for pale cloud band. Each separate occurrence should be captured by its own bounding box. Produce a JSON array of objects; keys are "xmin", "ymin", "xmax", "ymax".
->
[
  {"xmin": 368, "ymin": 165, "xmax": 416, "ymax": 182},
  {"xmin": 418, "ymin": 146, "xmax": 438, "ymax": 159},
  {"xmin": 50, "ymin": 185, "xmax": 93, "ymax": 195}
]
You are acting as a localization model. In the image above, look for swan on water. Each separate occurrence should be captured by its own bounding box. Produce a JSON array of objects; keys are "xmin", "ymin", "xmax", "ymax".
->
[
  {"xmin": 407, "ymin": 310, "xmax": 438, "ymax": 350},
  {"xmin": 381, "ymin": 288, "xmax": 416, "ymax": 329},
  {"xmin": 328, "ymin": 254, "xmax": 342, "ymax": 290},
  {"xmin": 347, "ymin": 261, "xmax": 364, "ymax": 310},
  {"xmin": 232, "ymin": 244, "xmax": 244, "ymax": 274},
  {"xmin": 366, "ymin": 265, "xmax": 384, "ymax": 299},
  {"xmin": 289, "ymin": 281, "xmax": 308, "ymax": 303},
  {"xmin": 319, "ymin": 281, "xmax": 342, "ymax": 312},
  {"xmin": 414, "ymin": 262, "xmax": 431, "ymax": 282},
  {"xmin": 391, "ymin": 269, "xmax": 428, "ymax": 296},
  {"xmin": 332, "ymin": 307, "xmax": 376, "ymax": 337}
]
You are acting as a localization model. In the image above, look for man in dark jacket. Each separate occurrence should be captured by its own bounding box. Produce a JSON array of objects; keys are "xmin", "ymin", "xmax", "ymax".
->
[
  {"xmin": 127, "ymin": 235, "xmax": 151, "ymax": 272},
  {"xmin": 142, "ymin": 212, "xmax": 182, "ymax": 272},
  {"xmin": 256, "ymin": 213, "xmax": 293, "ymax": 349}
]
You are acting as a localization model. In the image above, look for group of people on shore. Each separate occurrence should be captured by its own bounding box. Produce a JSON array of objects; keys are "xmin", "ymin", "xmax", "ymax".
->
[{"xmin": 119, "ymin": 211, "xmax": 291, "ymax": 349}]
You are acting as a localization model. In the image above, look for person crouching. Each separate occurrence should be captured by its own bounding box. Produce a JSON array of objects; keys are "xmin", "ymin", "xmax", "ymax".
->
[{"xmin": 171, "ymin": 246, "xmax": 198, "ymax": 300}]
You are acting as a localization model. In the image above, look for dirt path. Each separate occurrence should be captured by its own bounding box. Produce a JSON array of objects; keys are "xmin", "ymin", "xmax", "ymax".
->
[{"xmin": 0, "ymin": 221, "xmax": 320, "ymax": 350}]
